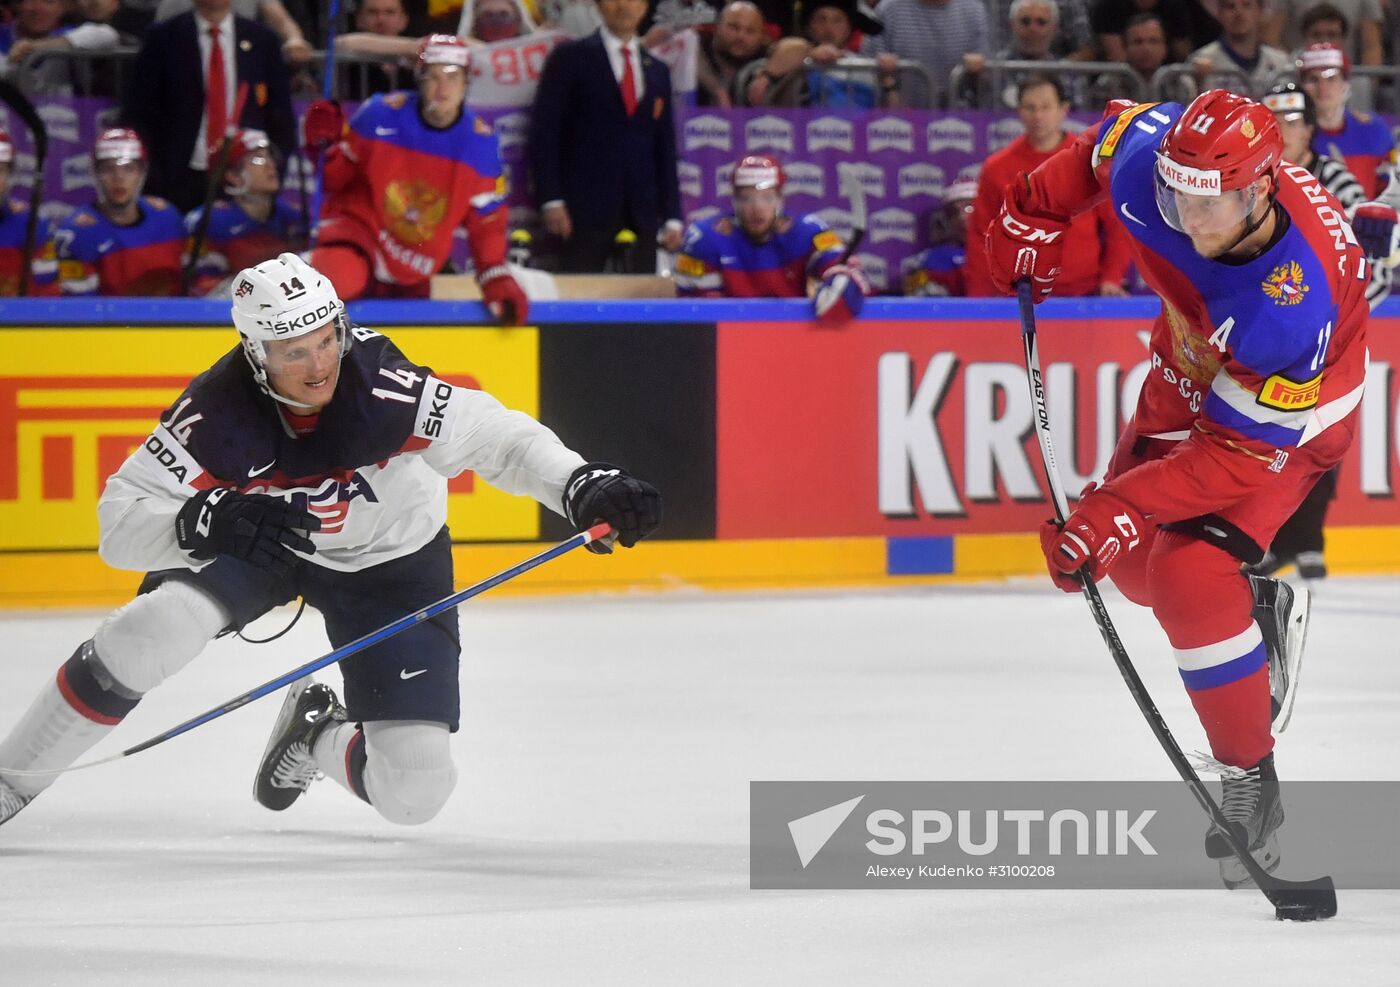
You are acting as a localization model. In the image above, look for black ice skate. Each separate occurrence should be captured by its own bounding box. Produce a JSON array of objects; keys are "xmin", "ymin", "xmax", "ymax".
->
[
  {"xmin": 1294, "ymin": 551, "xmax": 1328, "ymax": 581},
  {"xmin": 1202, "ymin": 752, "xmax": 1285, "ymax": 890},
  {"xmin": 0, "ymin": 775, "xmax": 32, "ymax": 828},
  {"xmin": 1250, "ymin": 574, "xmax": 1310, "ymax": 732},
  {"xmin": 254, "ymin": 678, "xmax": 345, "ymax": 811}
]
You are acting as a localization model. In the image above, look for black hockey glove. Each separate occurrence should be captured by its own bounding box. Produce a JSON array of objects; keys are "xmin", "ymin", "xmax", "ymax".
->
[
  {"xmin": 563, "ymin": 462, "xmax": 662, "ymax": 555},
  {"xmin": 175, "ymin": 488, "xmax": 320, "ymax": 577}
]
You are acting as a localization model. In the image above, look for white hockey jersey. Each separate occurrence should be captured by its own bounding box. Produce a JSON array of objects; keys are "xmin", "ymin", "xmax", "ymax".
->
[{"xmin": 98, "ymin": 325, "xmax": 586, "ymax": 574}]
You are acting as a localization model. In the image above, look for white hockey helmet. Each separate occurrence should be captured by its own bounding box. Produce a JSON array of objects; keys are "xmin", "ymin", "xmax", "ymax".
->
[{"xmin": 230, "ymin": 253, "xmax": 350, "ymax": 405}]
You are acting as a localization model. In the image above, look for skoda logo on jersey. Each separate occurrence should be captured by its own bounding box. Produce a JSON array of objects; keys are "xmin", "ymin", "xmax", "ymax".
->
[
  {"xmin": 866, "ymin": 117, "xmax": 913, "ymax": 154},
  {"xmin": 683, "ymin": 114, "xmax": 732, "ymax": 152},
  {"xmin": 256, "ymin": 301, "xmax": 338, "ymax": 336},
  {"xmin": 806, "ymin": 116, "xmax": 854, "ymax": 153},
  {"xmin": 927, "ymin": 119, "xmax": 974, "ymax": 154},
  {"xmin": 287, "ymin": 471, "xmax": 379, "ymax": 535},
  {"xmin": 1262, "ymin": 260, "xmax": 1309, "ymax": 305},
  {"xmin": 783, "ymin": 162, "xmax": 825, "ymax": 199},
  {"xmin": 897, "ymin": 163, "xmax": 945, "ymax": 200},
  {"xmin": 870, "ymin": 207, "xmax": 917, "ymax": 245},
  {"xmin": 745, "ymin": 115, "xmax": 795, "ymax": 154}
]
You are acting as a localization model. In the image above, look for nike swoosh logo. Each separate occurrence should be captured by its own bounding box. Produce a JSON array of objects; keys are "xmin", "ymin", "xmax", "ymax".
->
[
  {"xmin": 248, "ymin": 459, "xmax": 275, "ymax": 478},
  {"xmin": 1119, "ymin": 203, "xmax": 1147, "ymax": 227},
  {"xmin": 399, "ymin": 669, "xmax": 428, "ymax": 680},
  {"xmin": 375, "ymin": 127, "xmax": 397, "ymax": 137}
]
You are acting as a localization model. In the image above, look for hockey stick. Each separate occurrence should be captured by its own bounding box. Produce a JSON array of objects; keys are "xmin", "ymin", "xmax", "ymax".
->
[
  {"xmin": 3, "ymin": 524, "xmax": 611, "ymax": 777},
  {"xmin": 1014, "ymin": 281, "xmax": 1336, "ymax": 922},
  {"xmin": 834, "ymin": 163, "xmax": 867, "ymax": 263},
  {"xmin": 182, "ymin": 81, "xmax": 249, "ymax": 295},
  {"xmin": 307, "ymin": 0, "xmax": 343, "ymax": 247},
  {"xmin": 0, "ymin": 79, "xmax": 47, "ymax": 297}
]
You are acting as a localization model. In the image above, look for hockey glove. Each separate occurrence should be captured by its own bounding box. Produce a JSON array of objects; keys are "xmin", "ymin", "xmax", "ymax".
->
[
  {"xmin": 1038, "ymin": 484, "xmax": 1144, "ymax": 593},
  {"xmin": 564, "ymin": 462, "xmax": 662, "ymax": 555},
  {"xmin": 984, "ymin": 172, "xmax": 1067, "ymax": 303},
  {"xmin": 176, "ymin": 488, "xmax": 320, "ymax": 578},
  {"xmin": 1352, "ymin": 198, "xmax": 1400, "ymax": 268},
  {"xmin": 478, "ymin": 265, "xmax": 529, "ymax": 325},
  {"xmin": 302, "ymin": 99, "xmax": 345, "ymax": 154},
  {"xmin": 812, "ymin": 264, "xmax": 868, "ymax": 326}
]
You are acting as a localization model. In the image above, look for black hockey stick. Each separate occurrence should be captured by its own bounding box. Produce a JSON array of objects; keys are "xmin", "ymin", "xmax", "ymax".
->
[
  {"xmin": 0, "ymin": 79, "xmax": 47, "ymax": 297},
  {"xmin": 182, "ymin": 82, "xmax": 249, "ymax": 295},
  {"xmin": 1014, "ymin": 280, "xmax": 1336, "ymax": 922}
]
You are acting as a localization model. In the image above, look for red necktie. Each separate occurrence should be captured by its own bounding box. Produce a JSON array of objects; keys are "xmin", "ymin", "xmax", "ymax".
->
[
  {"xmin": 620, "ymin": 45, "xmax": 637, "ymax": 117},
  {"xmin": 206, "ymin": 24, "xmax": 227, "ymax": 156}
]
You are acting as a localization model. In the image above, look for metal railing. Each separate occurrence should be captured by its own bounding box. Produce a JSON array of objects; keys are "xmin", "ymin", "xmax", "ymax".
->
[
  {"xmin": 10, "ymin": 44, "xmax": 140, "ymax": 97},
  {"xmin": 948, "ymin": 59, "xmax": 1149, "ymax": 109},
  {"xmin": 736, "ymin": 55, "xmax": 935, "ymax": 109}
]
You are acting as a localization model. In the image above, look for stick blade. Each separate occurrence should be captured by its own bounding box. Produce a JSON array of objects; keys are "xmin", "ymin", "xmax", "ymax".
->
[{"xmin": 1265, "ymin": 875, "xmax": 1337, "ymax": 922}]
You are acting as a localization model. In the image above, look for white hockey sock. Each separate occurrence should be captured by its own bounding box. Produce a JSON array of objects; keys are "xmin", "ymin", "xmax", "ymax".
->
[
  {"xmin": 0, "ymin": 676, "xmax": 115, "ymax": 799},
  {"xmin": 312, "ymin": 721, "xmax": 369, "ymax": 802}
]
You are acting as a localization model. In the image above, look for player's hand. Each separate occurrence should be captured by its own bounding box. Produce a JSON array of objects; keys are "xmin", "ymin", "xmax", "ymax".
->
[
  {"xmin": 542, "ymin": 202, "xmax": 573, "ymax": 241},
  {"xmin": 478, "ymin": 265, "xmax": 528, "ymax": 325},
  {"xmin": 1038, "ymin": 484, "xmax": 1144, "ymax": 593},
  {"xmin": 813, "ymin": 263, "xmax": 868, "ymax": 325},
  {"xmin": 1352, "ymin": 199, "xmax": 1400, "ymax": 266},
  {"xmin": 564, "ymin": 463, "xmax": 662, "ymax": 555},
  {"xmin": 175, "ymin": 488, "xmax": 320, "ymax": 578},
  {"xmin": 984, "ymin": 172, "xmax": 1067, "ymax": 303},
  {"xmin": 302, "ymin": 99, "xmax": 345, "ymax": 154}
]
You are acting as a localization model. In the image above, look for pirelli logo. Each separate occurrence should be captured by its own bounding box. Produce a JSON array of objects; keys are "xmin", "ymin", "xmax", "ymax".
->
[
  {"xmin": 1096, "ymin": 102, "xmax": 1161, "ymax": 161},
  {"xmin": 1258, "ymin": 372, "xmax": 1323, "ymax": 411},
  {"xmin": 0, "ymin": 375, "xmax": 186, "ymax": 551}
]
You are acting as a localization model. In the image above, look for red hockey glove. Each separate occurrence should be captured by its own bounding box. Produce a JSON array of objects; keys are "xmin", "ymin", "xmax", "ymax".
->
[
  {"xmin": 812, "ymin": 263, "xmax": 868, "ymax": 326},
  {"xmin": 984, "ymin": 173, "xmax": 1068, "ymax": 303},
  {"xmin": 1352, "ymin": 198, "xmax": 1400, "ymax": 266},
  {"xmin": 302, "ymin": 99, "xmax": 345, "ymax": 154},
  {"xmin": 1038, "ymin": 484, "xmax": 1145, "ymax": 593},
  {"xmin": 478, "ymin": 265, "xmax": 528, "ymax": 325}
]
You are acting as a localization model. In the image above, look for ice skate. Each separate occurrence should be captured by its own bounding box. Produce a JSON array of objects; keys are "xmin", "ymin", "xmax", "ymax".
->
[
  {"xmin": 1245, "ymin": 551, "xmax": 1287, "ymax": 578},
  {"xmin": 0, "ymin": 775, "xmax": 33, "ymax": 828},
  {"xmin": 1294, "ymin": 551, "xmax": 1328, "ymax": 582},
  {"xmin": 1250, "ymin": 575, "xmax": 1310, "ymax": 732},
  {"xmin": 1201, "ymin": 752, "xmax": 1284, "ymax": 890},
  {"xmin": 254, "ymin": 678, "xmax": 345, "ymax": 811}
]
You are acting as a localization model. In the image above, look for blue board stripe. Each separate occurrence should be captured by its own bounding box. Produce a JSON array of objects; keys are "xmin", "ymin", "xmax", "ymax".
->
[{"xmin": 886, "ymin": 535, "xmax": 955, "ymax": 575}]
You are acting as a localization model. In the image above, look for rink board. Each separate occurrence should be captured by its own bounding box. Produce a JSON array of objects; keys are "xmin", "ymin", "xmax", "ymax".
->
[{"xmin": 1, "ymin": 297, "xmax": 1399, "ymax": 606}]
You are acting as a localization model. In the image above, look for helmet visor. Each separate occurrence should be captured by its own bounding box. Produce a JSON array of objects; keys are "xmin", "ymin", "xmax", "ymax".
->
[{"xmin": 1154, "ymin": 153, "xmax": 1253, "ymax": 236}]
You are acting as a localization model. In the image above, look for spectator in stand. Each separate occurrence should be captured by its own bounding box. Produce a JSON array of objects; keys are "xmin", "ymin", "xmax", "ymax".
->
[
  {"xmin": 901, "ymin": 177, "xmax": 976, "ymax": 297},
  {"xmin": 468, "ymin": 0, "xmax": 536, "ymax": 40},
  {"xmin": 154, "ymin": 0, "xmax": 316, "ymax": 65},
  {"xmin": 0, "ymin": 127, "xmax": 58, "ymax": 295},
  {"xmin": 337, "ymin": 0, "xmax": 415, "ymax": 98},
  {"xmin": 963, "ymin": 75, "xmax": 1130, "ymax": 297},
  {"xmin": 861, "ymin": 0, "xmax": 987, "ymax": 109},
  {"xmin": 123, "ymin": 0, "xmax": 297, "ymax": 214},
  {"xmin": 1273, "ymin": 3, "xmax": 1383, "ymax": 110},
  {"xmin": 1088, "ymin": 11, "xmax": 1172, "ymax": 104},
  {"xmin": 0, "ymin": 0, "xmax": 71, "ymax": 92},
  {"xmin": 745, "ymin": 0, "xmax": 885, "ymax": 107},
  {"xmin": 651, "ymin": 0, "xmax": 720, "ymax": 32},
  {"xmin": 528, "ymin": 0, "xmax": 683, "ymax": 272},
  {"xmin": 674, "ymin": 154, "xmax": 867, "ymax": 324},
  {"xmin": 1296, "ymin": 41, "xmax": 1396, "ymax": 196},
  {"xmin": 989, "ymin": 0, "xmax": 1094, "ymax": 59},
  {"xmin": 696, "ymin": 1, "xmax": 769, "ymax": 107},
  {"xmin": 185, "ymin": 128, "xmax": 307, "ymax": 295},
  {"xmin": 958, "ymin": 0, "xmax": 1085, "ymax": 109},
  {"xmin": 1188, "ymin": 0, "xmax": 1290, "ymax": 97},
  {"xmin": 1091, "ymin": 0, "xmax": 1202, "ymax": 64},
  {"xmin": 51, "ymin": 128, "xmax": 187, "ymax": 296}
]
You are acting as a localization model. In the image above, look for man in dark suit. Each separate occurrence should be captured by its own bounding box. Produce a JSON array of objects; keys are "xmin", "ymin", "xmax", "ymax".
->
[
  {"xmin": 122, "ymin": 0, "xmax": 295, "ymax": 214},
  {"xmin": 528, "ymin": 0, "xmax": 684, "ymax": 273}
]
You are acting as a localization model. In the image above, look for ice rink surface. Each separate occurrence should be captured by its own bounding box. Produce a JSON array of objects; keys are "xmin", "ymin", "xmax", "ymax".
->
[{"xmin": 1, "ymin": 575, "xmax": 1397, "ymax": 986}]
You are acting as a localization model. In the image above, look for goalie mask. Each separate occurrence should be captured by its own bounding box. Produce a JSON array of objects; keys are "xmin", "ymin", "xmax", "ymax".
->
[{"xmin": 230, "ymin": 253, "xmax": 351, "ymax": 409}]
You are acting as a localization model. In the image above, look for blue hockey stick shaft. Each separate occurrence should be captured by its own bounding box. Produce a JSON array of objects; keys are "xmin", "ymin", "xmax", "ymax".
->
[{"xmin": 110, "ymin": 523, "xmax": 611, "ymax": 759}]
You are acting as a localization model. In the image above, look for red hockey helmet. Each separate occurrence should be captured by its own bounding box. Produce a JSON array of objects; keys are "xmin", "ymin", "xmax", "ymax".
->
[
  {"xmin": 93, "ymin": 127, "xmax": 147, "ymax": 167},
  {"xmin": 731, "ymin": 154, "xmax": 785, "ymax": 193},
  {"xmin": 416, "ymin": 33, "xmax": 471, "ymax": 75},
  {"xmin": 223, "ymin": 128, "xmax": 281, "ymax": 193},
  {"xmin": 1296, "ymin": 42, "xmax": 1349, "ymax": 79},
  {"xmin": 1154, "ymin": 90, "xmax": 1281, "ymax": 237},
  {"xmin": 0, "ymin": 128, "xmax": 12, "ymax": 166}
]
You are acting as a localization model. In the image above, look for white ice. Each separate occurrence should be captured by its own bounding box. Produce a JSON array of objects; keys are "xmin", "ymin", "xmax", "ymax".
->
[{"xmin": 0, "ymin": 576, "xmax": 1397, "ymax": 986}]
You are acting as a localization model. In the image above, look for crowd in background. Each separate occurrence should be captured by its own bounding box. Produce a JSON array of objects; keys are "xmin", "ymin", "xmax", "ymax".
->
[{"xmin": 0, "ymin": 0, "xmax": 1396, "ymax": 300}]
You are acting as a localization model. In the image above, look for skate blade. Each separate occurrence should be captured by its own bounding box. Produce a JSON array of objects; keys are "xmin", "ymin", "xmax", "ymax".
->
[
  {"xmin": 1273, "ymin": 584, "xmax": 1311, "ymax": 734},
  {"xmin": 252, "ymin": 677, "xmax": 313, "ymax": 803},
  {"xmin": 1220, "ymin": 833, "xmax": 1282, "ymax": 890}
]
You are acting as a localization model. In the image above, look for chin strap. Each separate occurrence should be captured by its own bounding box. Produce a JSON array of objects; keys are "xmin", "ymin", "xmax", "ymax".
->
[{"xmin": 1222, "ymin": 187, "xmax": 1274, "ymax": 257}]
